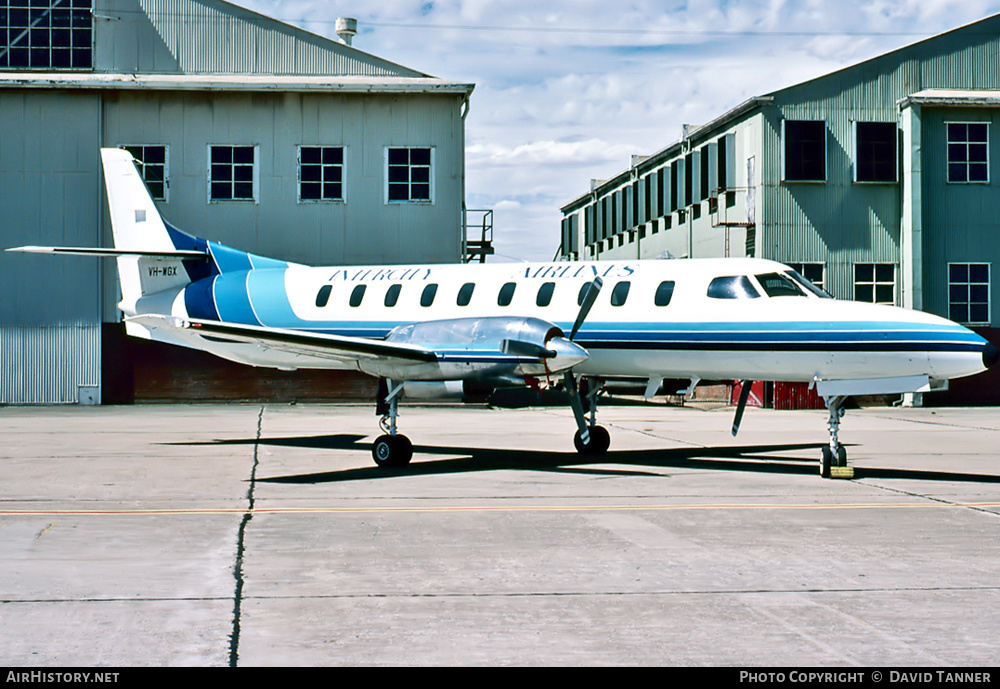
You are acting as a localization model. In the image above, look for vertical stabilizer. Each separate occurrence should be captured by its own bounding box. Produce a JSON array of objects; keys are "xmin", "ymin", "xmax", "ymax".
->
[{"xmin": 101, "ymin": 148, "xmax": 193, "ymax": 313}]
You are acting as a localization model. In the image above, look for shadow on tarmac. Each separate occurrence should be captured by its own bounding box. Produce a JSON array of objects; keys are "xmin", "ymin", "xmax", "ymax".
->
[{"xmin": 170, "ymin": 434, "xmax": 1000, "ymax": 484}]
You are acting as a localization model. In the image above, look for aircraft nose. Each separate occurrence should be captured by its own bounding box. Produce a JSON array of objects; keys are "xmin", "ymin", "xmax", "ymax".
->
[{"xmin": 984, "ymin": 341, "xmax": 999, "ymax": 370}]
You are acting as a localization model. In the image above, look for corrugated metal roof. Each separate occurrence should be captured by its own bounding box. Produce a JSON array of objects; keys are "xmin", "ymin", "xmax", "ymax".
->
[
  {"xmin": 900, "ymin": 88, "xmax": 1000, "ymax": 106},
  {"xmin": 0, "ymin": 72, "xmax": 474, "ymax": 95}
]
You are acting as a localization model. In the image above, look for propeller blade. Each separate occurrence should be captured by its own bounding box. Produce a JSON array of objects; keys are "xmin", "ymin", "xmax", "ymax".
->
[
  {"xmin": 564, "ymin": 371, "xmax": 591, "ymax": 444},
  {"xmin": 569, "ymin": 277, "xmax": 603, "ymax": 341},
  {"xmin": 731, "ymin": 380, "xmax": 753, "ymax": 437}
]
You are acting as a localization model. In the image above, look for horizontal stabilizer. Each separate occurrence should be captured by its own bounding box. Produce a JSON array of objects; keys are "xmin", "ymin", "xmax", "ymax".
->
[{"xmin": 6, "ymin": 246, "xmax": 208, "ymax": 259}]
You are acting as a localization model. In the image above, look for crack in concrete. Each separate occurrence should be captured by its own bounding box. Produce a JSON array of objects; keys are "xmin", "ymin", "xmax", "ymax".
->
[{"xmin": 228, "ymin": 405, "xmax": 263, "ymax": 667}]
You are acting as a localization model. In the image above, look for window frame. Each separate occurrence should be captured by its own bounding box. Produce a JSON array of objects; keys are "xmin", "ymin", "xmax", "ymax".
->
[
  {"xmin": 207, "ymin": 144, "xmax": 259, "ymax": 203},
  {"xmin": 782, "ymin": 119, "xmax": 827, "ymax": 183},
  {"xmin": 122, "ymin": 144, "xmax": 169, "ymax": 202},
  {"xmin": 853, "ymin": 263, "xmax": 896, "ymax": 305},
  {"xmin": 0, "ymin": 0, "xmax": 94, "ymax": 70},
  {"xmin": 853, "ymin": 121, "xmax": 898, "ymax": 184},
  {"xmin": 946, "ymin": 122, "xmax": 990, "ymax": 184},
  {"xmin": 297, "ymin": 145, "xmax": 346, "ymax": 203},
  {"xmin": 948, "ymin": 262, "xmax": 991, "ymax": 326},
  {"xmin": 787, "ymin": 262, "xmax": 826, "ymax": 294},
  {"xmin": 385, "ymin": 146, "xmax": 434, "ymax": 204}
]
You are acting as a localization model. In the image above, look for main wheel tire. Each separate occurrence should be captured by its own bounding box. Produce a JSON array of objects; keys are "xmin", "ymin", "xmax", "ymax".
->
[
  {"xmin": 372, "ymin": 434, "xmax": 413, "ymax": 468},
  {"xmin": 820, "ymin": 446, "xmax": 833, "ymax": 478},
  {"xmin": 574, "ymin": 425, "xmax": 611, "ymax": 455}
]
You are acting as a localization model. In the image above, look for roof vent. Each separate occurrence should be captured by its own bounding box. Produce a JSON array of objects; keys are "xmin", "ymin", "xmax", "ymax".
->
[{"xmin": 336, "ymin": 17, "xmax": 358, "ymax": 46}]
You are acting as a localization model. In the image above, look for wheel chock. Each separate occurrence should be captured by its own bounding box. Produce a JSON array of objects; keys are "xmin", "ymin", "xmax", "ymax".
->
[{"xmin": 830, "ymin": 466, "xmax": 855, "ymax": 479}]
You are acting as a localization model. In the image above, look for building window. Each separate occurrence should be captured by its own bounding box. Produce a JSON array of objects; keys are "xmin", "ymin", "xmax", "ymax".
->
[
  {"xmin": 209, "ymin": 145, "xmax": 257, "ymax": 202},
  {"xmin": 386, "ymin": 147, "xmax": 432, "ymax": 203},
  {"xmin": 0, "ymin": 0, "xmax": 93, "ymax": 70},
  {"xmin": 123, "ymin": 145, "xmax": 168, "ymax": 201},
  {"xmin": 783, "ymin": 120, "xmax": 826, "ymax": 182},
  {"xmin": 947, "ymin": 123, "xmax": 989, "ymax": 183},
  {"xmin": 788, "ymin": 262, "xmax": 825, "ymax": 293},
  {"xmin": 298, "ymin": 146, "xmax": 344, "ymax": 202},
  {"xmin": 854, "ymin": 263, "xmax": 895, "ymax": 304},
  {"xmin": 949, "ymin": 263, "xmax": 991, "ymax": 325},
  {"xmin": 854, "ymin": 122, "xmax": 897, "ymax": 183}
]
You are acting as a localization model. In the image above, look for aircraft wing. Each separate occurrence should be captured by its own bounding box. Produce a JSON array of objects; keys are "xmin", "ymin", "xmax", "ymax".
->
[{"xmin": 126, "ymin": 315, "xmax": 438, "ymax": 365}]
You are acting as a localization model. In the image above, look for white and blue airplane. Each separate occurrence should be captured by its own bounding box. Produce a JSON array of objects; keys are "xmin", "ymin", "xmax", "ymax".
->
[{"xmin": 10, "ymin": 148, "xmax": 998, "ymax": 476}]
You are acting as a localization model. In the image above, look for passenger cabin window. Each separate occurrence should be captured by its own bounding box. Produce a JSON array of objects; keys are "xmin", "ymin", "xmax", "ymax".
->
[
  {"xmin": 315, "ymin": 284, "xmax": 332, "ymax": 307},
  {"xmin": 536, "ymin": 282, "xmax": 555, "ymax": 307},
  {"xmin": 577, "ymin": 282, "xmax": 591, "ymax": 306},
  {"xmin": 384, "ymin": 284, "xmax": 401, "ymax": 307},
  {"xmin": 755, "ymin": 272, "xmax": 805, "ymax": 297},
  {"xmin": 349, "ymin": 284, "xmax": 366, "ymax": 307},
  {"xmin": 707, "ymin": 276, "xmax": 761, "ymax": 299},
  {"xmin": 654, "ymin": 281, "xmax": 675, "ymax": 306},
  {"xmin": 420, "ymin": 284, "xmax": 438, "ymax": 307},
  {"xmin": 498, "ymin": 282, "xmax": 516, "ymax": 306},
  {"xmin": 457, "ymin": 282, "xmax": 475, "ymax": 306},
  {"xmin": 610, "ymin": 281, "xmax": 631, "ymax": 307}
]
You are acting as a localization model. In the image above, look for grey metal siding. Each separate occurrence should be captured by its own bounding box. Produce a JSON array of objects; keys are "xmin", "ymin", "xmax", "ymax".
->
[
  {"xmin": 920, "ymin": 107, "xmax": 1000, "ymax": 323},
  {"xmin": 0, "ymin": 92, "xmax": 103, "ymax": 402}
]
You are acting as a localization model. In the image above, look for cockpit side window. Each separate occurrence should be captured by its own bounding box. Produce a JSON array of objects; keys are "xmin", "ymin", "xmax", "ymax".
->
[
  {"xmin": 755, "ymin": 272, "xmax": 805, "ymax": 297},
  {"xmin": 707, "ymin": 276, "xmax": 761, "ymax": 299}
]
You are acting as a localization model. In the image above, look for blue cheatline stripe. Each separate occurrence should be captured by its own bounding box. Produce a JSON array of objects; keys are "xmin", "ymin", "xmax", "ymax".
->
[
  {"xmin": 184, "ymin": 276, "xmax": 220, "ymax": 322},
  {"xmin": 213, "ymin": 272, "xmax": 260, "ymax": 326}
]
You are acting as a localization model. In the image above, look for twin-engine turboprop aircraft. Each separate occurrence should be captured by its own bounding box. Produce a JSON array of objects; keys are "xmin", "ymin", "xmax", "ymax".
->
[{"xmin": 10, "ymin": 149, "xmax": 998, "ymax": 476}]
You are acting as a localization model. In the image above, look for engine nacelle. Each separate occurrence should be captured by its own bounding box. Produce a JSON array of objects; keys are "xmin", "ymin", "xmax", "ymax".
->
[{"xmin": 360, "ymin": 316, "xmax": 589, "ymax": 382}]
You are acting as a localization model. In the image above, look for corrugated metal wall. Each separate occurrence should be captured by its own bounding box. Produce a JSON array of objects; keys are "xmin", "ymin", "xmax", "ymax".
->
[
  {"xmin": 0, "ymin": 92, "xmax": 103, "ymax": 404},
  {"xmin": 0, "ymin": 326, "xmax": 101, "ymax": 404}
]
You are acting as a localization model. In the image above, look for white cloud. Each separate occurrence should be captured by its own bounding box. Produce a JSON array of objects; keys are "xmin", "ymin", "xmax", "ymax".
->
[{"xmin": 231, "ymin": 0, "xmax": 1000, "ymax": 260}]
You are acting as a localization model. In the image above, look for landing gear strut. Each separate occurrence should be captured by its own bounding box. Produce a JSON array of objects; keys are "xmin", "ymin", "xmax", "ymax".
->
[
  {"xmin": 569, "ymin": 376, "xmax": 610, "ymax": 455},
  {"xmin": 820, "ymin": 395, "xmax": 849, "ymax": 478},
  {"xmin": 372, "ymin": 378, "xmax": 413, "ymax": 468}
]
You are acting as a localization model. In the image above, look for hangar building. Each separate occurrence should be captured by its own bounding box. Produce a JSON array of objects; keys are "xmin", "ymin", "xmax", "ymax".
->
[
  {"xmin": 0, "ymin": 0, "xmax": 475, "ymax": 404},
  {"xmin": 557, "ymin": 15, "xmax": 1000, "ymax": 403}
]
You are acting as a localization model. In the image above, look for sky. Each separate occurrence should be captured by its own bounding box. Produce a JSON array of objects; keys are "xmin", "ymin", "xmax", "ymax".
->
[{"xmin": 231, "ymin": 0, "xmax": 1000, "ymax": 262}]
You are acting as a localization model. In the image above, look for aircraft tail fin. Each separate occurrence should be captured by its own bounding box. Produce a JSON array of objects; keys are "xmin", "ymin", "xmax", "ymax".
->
[{"xmin": 101, "ymin": 147, "xmax": 211, "ymax": 314}]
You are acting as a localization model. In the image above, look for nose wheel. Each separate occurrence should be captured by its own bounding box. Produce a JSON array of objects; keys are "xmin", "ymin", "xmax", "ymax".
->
[{"xmin": 821, "ymin": 395, "xmax": 849, "ymax": 478}]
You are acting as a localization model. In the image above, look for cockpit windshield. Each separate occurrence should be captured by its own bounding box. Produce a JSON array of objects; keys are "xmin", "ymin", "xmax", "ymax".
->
[
  {"xmin": 785, "ymin": 269, "xmax": 833, "ymax": 298},
  {"xmin": 707, "ymin": 276, "xmax": 761, "ymax": 299}
]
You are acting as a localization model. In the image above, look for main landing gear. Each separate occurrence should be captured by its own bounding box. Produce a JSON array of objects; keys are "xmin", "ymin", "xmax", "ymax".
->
[
  {"xmin": 568, "ymin": 376, "xmax": 611, "ymax": 455},
  {"xmin": 372, "ymin": 378, "xmax": 413, "ymax": 468},
  {"xmin": 820, "ymin": 395, "xmax": 849, "ymax": 478}
]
